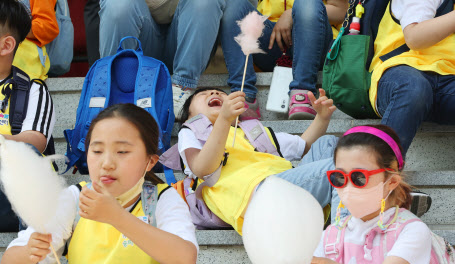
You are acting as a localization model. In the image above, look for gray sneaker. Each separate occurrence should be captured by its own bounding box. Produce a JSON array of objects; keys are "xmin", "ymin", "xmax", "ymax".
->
[
  {"xmin": 409, "ymin": 191, "xmax": 432, "ymax": 217},
  {"xmin": 172, "ymin": 84, "xmax": 194, "ymax": 120}
]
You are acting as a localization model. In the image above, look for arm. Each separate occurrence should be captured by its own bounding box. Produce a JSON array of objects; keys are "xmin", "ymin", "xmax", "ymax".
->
[
  {"xmin": 403, "ymin": 11, "xmax": 455, "ymax": 50},
  {"xmin": 325, "ymin": 0, "xmax": 349, "ymax": 26},
  {"xmin": 28, "ymin": 0, "xmax": 59, "ymax": 47},
  {"xmin": 79, "ymin": 182, "xmax": 197, "ymax": 264},
  {"xmin": 382, "ymin": 256, "xmax": 409, "ymax": 264},
  {"xmin": 300, "ymin": 89, "xmax": 336, "ymax": 155},
  {"xmin": 12, "ymin": 82, "xmax": 56, "ymax": 153},
  {"xmin": 185, "ymin": 91, "xmax": 245, "ymax": 177},
  {"xmin": 2, "ymin": 131, "xmax": 46, "ymax": 153}
]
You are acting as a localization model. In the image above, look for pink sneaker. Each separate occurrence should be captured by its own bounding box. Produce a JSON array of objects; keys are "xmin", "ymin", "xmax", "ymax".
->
[
  {"xmin": 239, "ymin": 99, "xmax": 261, "ymax": 121},
  {"xmin": 288, "ymin": 89, "xmax": 316, "ymax": 120}
]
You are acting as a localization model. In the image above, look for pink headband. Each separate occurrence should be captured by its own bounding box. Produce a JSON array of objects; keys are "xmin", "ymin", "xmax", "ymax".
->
[{"xmin": 343, "ymin": 126, "xmax": 404, "ymax": 170}]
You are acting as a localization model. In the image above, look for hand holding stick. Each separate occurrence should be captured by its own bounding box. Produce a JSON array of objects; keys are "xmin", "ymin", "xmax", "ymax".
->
[{"xmin": 232, "ymin": 12, "xmax": 267, "ymax": 147}]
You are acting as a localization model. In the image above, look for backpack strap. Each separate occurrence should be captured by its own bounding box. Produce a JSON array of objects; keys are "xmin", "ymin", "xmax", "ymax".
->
[
  {"xmin": 183, "ymin": 114, "xmax": 213, "ymax": 141},
  {"xmin": 324, "ymin": 216, "xmax": 351, "ymax": 262},
  {"xmin": 380, "ymin": 0, "xmax": 454, "ymax": 62},
  {"xmin": 9, "ymin": 67, "xmax": 31, "ymax": 135},
  {"xmin": 141, "ymin": 182, "xmax": 171, "ymax": 227},
  {"xmin": 238, "ymin": 119, "xmax": 281, "ymax": 157},
  {"xmin": 159, "ymin": 114, "xmax": 216, "ymax": 171}
]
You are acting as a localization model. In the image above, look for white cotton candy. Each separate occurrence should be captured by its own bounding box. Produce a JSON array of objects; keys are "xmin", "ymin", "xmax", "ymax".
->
[
  {"xmin": 234, "ymin": 11, "xmax": 267, "ymax": 55},
  {"xmin": 242, "ymin": 176, "xmax": 324, "ymax": 264},
  {"xmin": 0, "ymin": 135, "xmax": 66, "ymax": 233}
]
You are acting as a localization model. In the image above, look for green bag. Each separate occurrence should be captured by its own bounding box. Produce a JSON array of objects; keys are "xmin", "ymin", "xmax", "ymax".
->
[{"xmin": 323, "ymin": 33, "xmax": 378, "ymax": 119}]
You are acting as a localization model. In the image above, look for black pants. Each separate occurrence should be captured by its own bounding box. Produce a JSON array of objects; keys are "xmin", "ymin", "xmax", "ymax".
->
[{"xmin": 84, "ymin": 0, "xmax": 101, "ymax": 66}]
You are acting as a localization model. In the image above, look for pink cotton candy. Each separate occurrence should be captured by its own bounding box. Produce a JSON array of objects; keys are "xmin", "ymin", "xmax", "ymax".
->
[{"xmin": 234, "ymin": 12, "xmax": 267, "ymax": 55}]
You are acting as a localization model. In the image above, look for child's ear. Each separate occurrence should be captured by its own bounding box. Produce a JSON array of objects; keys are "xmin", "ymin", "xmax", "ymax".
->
[
  {"xmin": 387, "ymin": 174, "xmax": 402, "ymax": 192},
  {"xmin": 0, "ymin": 36, "xmax": 16, "ymax": 56},
  {"xmin": 146, "ymin": 154, "xmax": 160, "ymax": 172}
]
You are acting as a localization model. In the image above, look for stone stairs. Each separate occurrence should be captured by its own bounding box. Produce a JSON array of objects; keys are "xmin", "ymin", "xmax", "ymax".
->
[{"xmin": 1, "ymin": 73, "xmax": 454, "ymax": 263}]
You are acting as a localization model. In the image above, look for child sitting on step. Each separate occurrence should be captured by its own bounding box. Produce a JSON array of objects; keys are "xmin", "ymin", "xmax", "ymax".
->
[
  {"xmin": 2, "ymin": 104, "xmax": 198, "ymax": 264},
  {"xmin": 312, "ymin": 125, "xmax": 452, "ymax": 264},
  {"xmin": 173, "ymin": 87, "xmax": 337, "ymax": 235},
  {"xmin": 12, "ymin": 0, "xmax": 59, "ymax": 80}
]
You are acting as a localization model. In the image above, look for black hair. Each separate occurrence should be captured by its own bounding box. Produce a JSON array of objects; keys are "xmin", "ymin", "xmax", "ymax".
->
[
  {"xmin": 0, "ymin": 0, "xmax": 31, "ymax": 52},
  {"xmin": 334, "ymin": 124, "xmax": 412, "ymax": 209},
  {"xmin": 85, "ymin": 104, "xmax": 164, "ymax": 184},
  {"xmin": 178, "ymin": 87, "xmax": 227, "ymax": 122}
]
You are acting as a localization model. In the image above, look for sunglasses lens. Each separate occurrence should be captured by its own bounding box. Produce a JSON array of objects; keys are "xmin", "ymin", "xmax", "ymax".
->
[
  {"xmin": 329, "ymin": 172, "xmax": 345, "ymax": 187},
  {"xmin": 351, "ymin": 171, "xmax": 367, "ymax": 187}
]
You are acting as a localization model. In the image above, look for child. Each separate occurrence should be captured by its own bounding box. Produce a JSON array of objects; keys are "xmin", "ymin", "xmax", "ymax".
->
[
  {"xmin": 2, "ymin": 104, "xmax": 198, "ymax": 264},
  {"xmin": 220, "ymin": 0, "xmax": 348, "ymax": 120},
  {"xmin": 13, "ymin": 0, "xmax": 59, "ymax": 80},
  {"xmin": 0, "ymin": 0, "xmax": 56, "ymax": 232},
  {"xmin": 370, "ymin": 0, "xmax": 455, "ymax": 153},
  {"xmin": 312, "ymin": 125, "xmax": 433, "ymax": 263},
  {"xmin": 177, "ymin": 87, "xmax": 336, "ymax": 235}
]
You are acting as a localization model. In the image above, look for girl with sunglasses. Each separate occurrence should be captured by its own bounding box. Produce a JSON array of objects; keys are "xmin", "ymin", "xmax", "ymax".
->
[{"xmin": 312, "ymin": 125, "xmax": 432, "ymax": 264}]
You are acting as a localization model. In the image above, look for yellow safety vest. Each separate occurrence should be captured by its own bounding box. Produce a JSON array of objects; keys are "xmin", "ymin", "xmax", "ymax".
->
[
  {"xmin": 257, "ymin": 0, "xmax": 341, "ymax": 38},
  {"xmin": 12, "ymin": 39, "xmax": 50, "ymax": 80},
  {"xmin": 202, "ymin": 126, "xmax": 293, "ymax": 235},
  {"xmin": 67, "ymin": 183, "xmax": 169, "ymax": 264},
  {"xmin": 369, "ymin": 3, "xmax": 455, "ymax": 115}
]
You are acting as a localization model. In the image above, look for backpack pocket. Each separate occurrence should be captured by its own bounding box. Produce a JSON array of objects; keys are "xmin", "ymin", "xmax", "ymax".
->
[{"xmin": 323, "ymin": 35, "xmax": 378, "ymax": 119}]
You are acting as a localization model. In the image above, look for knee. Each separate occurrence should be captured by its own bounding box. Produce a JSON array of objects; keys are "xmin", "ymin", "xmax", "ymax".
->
[
  {"xmin": 100, "ymin": 0, "xmax": 136, "ymax": 21},
  {"xmin": 184, "ymin": 0, "xmax": 224, "ymax": 14},
  {"xmin": 379, "ymin": 66, "xmax": 433, "ymax": 111},
  {"xmin": 292, "ymin": 0, "xmax": 326, "ymax": 23},
  {"xmin": 222, "ymin": 0, "xmax": 253, "ymax": 23}
]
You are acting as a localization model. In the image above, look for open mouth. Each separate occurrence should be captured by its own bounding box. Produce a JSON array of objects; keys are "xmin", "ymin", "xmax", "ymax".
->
[{"xmin": 208, "ymin": 98, "xmax": 223, "ymax": 107}]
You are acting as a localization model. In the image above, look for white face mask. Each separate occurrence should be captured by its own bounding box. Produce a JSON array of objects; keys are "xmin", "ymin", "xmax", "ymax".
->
[{"xmin": 337, "ymin": 178, "xmax": 392, "ymax": 219}]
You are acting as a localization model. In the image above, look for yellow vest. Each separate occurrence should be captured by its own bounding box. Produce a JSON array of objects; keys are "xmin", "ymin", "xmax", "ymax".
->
[
  {"xmin": 257, "ymin": 0, "xmax": 341, "ymax": 38},
  {"xmin": 369, "ymin": 3, "xmax": 455, "ymax": 115},
  {"xmin": 67, "ymin": 182, "xmax": 169, "ymax": 264},
  {"xmin": 0, "ymin": 82, "xmax": 13, "ymax": 135},
  {"xmin": 12, "ymin": 39, "xmax": 50, "ymax": 80},
  {"xmin": 202, "ymin": 127, "xmax": 293, "ymax": 235}
]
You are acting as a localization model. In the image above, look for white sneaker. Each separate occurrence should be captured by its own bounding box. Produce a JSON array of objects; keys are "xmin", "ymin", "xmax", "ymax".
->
[{"xmin": 172, "ymin": 84, "xmax": 194, "ymax": 119}]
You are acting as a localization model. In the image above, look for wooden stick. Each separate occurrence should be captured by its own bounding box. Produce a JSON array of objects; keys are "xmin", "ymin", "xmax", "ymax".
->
[
  {"xmin": 50, "ymin": 243, "xmax": 61, "ymax": 264},
  {"xmin": 232, "ymin": 55, "xmax": 250, "ymax": 147}
]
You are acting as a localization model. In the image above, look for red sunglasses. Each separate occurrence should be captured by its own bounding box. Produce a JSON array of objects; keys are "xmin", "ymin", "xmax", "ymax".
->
[{"xmin": 326, "ymin": 168, "xmax": 394, "ymax": 188}]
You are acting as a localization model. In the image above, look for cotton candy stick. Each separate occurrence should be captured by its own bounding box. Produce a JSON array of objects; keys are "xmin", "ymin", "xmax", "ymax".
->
[
  {"xmin": 0, "ymin": 135, "xmax": 66, "ymax": 263},
  {"xmin": 232, "ymin": 12, "xmax": 267, "ymax": 147}
]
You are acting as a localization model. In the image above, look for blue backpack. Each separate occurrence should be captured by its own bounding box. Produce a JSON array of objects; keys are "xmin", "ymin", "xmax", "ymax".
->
[
  {"xmin": 20, "ymin": 0, "xmax": 74, "ymax": 77},
  {"xmin": 46, "ymin": 0, "xmax": 74, "ymax": 77},
  {"xmin": 64, "ymin": 37, "xmax": 176, "ymax": 183}
]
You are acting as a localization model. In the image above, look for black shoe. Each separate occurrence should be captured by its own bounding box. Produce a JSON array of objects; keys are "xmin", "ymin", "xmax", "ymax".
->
[{"xmin": 409, "ymin": 190, "xmax": 432, "ymax": 217}]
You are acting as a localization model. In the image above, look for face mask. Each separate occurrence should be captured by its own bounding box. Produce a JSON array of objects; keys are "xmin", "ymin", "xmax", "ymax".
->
[
  {"xmin": 337, "ymin": 178, "xmax": 392, "ymax": 219},
  {"xmin": 116, "ymin": 159, "xmax": 150, "ymax": 207}
]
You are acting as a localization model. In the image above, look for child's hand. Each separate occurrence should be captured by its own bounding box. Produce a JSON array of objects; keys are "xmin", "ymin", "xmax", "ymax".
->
[
  {"xmin": 219, "ymin": 91, "xmax": 246, "ymax": 123},
  {"xmin": 79, "ymin": 181, "xmax": 123, "ymax": 224},
  {"xmin": 26, "ymin": 232, "xmax": 52, "ymax": 263},
  {"xmin": 308, "ymin": 89, "xmax": 336, "ymax": 121},
  {"xmin": 269, "ymin": 9, "xmax": 293, "ymax": 51}
]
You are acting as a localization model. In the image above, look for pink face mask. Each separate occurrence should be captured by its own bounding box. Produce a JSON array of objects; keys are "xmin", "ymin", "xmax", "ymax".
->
[{"xmin": 337, "ymin": 178, "xmax": 392, "ymax": 219}]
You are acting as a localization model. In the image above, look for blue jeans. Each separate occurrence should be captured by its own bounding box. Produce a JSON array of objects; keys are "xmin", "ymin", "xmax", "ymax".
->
[
  {"xmin": 99, "ymin": 0, "xmax": 225, "ymax": 89},
  {"xmin": 221, "ymin": 0, "xmax": 333, "ymax": 99},
  {"xmin": 0, "ymin": 143, "xmax": 41, "ymax": 231},
  {"xmin": 272, "ymin": 135, "xmax": 348, "ymax": 222},
  {"xmin": 377, "ymin": 65, "xmax": 455, "ymax": 154}
]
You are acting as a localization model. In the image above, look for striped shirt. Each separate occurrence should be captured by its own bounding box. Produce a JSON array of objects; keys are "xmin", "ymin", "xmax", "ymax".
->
[{"xmin": 0, "ymin": 77, "xmax": 55, "ymax": 143}]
